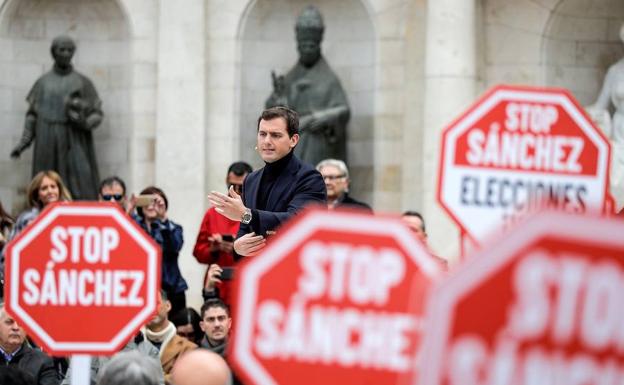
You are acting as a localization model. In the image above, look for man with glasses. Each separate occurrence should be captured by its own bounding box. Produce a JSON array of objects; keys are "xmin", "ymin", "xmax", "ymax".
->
[
  {"xmin": 193, "ymin": 162, "xmax": 252, "ymax": 304},
  {"xmin": 98, "ymin": 176, "xmax": 128, "ymax": 210},
  {"xmin": 316, "ymin": 159, "xmax": 372, "ymax": 212}
]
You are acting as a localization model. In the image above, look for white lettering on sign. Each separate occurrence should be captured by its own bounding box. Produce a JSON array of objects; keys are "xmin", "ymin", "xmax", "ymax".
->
[
  {"xmin": 50, "ymin": 226, "xmax": 119, "ymax": 264},
  {"xmin": 19, "ymin": 225, "xmax": 144, "ymax": 307},
  {"xmin": 298, "ymin": 241, "xmax": 405, "ymax": 305},
  {"xmin": 506, "ymin": 250, "xmax": 624, "ymax": 351},
  {"xmin": 445, "ymin": 249, "xmax": 624, "ymax": 384},
  {"xmin": 464, "ymin": 103, "xmax": 585, "ymax": 174},
  {"xmin": 253, "ymin": 241, "xmax": 418, "ymax": 372},
  {"xmin": 22, "ymin": 269, "xmax": 144, "ymax": 306},
  {"xmin": 447, "ymin": 338, "xmax": 624, "ymax": 385},
  {"xmin": 465, "ymin": 126, "xmax": 584, "ymax": 173},
  {"xmin": 256, "ymin": 302, "xmax": 418, "ymax": 371},
  {"xmin": 504, "ymin": 103, "xmax": 559, "ymax": 134}
]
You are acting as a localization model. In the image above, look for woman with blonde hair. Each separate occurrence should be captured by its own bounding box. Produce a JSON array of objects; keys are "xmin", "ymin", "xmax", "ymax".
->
[
  {"xmin": 1, "ymin": 171, "xmax": 71, "ymax": 298},
  {"xmin": 10, "ymin": 170, "xmax": 72, "ymax": 239}
]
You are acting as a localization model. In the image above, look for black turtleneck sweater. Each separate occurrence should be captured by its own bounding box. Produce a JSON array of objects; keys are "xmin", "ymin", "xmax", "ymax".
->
[{"xmin": 250, "ymin": 150, "xmax": 294, "ymax": 232}]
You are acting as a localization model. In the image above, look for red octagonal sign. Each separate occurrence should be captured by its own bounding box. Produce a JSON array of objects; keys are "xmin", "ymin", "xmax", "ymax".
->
[
  {"xmin": 419, "ymin": 211, "xmax": 624, "ymax": 385},
  {"xmin": 437, "ymin": 85, "xmax": 611, "ymax": 244},
  {"xmin": 4, "ymin": 202, "xmax": 160, "ymax": 356},
  {"xmin": 231, "ymin": 208, "xmax": 442, "ymax": 385}
]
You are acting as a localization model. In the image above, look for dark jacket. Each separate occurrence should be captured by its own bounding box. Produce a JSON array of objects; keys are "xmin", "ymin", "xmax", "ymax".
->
[
  {"xmin": 237, "ymin": 153, "xmax": 326, "ymax": 240},
  {"xmin": 0, "ymin": 344, "xmax": 59, "ymax": 385},
  {"xmin": 199, "ymin": 335, "xmax": 226, "ymax": 356},
  {"xmin": 336, "ymin": 193, "xmax": 373, "ymax": 213},
  {"xmin": 133, "ymin": 215, "xmax": 187, "ymax": 293}
]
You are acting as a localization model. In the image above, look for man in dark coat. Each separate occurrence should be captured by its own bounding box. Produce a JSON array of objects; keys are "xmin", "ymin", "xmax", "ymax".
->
[
  {"xmin": 208, "ymin": 106, "xmax": 326, "ymax": 257},
  {"xmin": 0, "ymin": 303, "xmax": 59, "ymax": 385},
  {"xmin": 11, "ymin": 35, "xmax": 103, "ymax": 200}
]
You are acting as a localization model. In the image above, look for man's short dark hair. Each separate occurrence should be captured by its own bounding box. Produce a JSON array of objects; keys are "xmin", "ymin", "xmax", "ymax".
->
[
  {"xmin": 99, "ymin": 176, "xmax": 126, "ymax": 196},
  {"xmin": 257, "ymin": 106, "xmax": 299, "ymax": 137},
  {"xmin": 200, "ymin": 298, "xmax": 230, "ymax": 319},
  {"xmin": 402, "ymin": 211, "xmax": 426, "ymax": 233},
  {"xmin": 227, "ymin": 161, "xmax": 253, "ymax": 177}
]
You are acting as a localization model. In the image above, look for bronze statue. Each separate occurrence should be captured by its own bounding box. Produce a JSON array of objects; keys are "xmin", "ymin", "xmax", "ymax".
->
[
  {"xmin": 265, "ymin": 5, "xmax": 350, "ymax": 166},
  {"xmin": 11, "ymin": 35, "xmax": 103, "ymax": 200}
]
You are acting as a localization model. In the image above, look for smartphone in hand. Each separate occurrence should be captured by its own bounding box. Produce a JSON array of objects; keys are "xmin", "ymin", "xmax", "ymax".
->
[
  {"xmin": 220, "ymin": 267, "xmax": 235, "ymax": 280},
  {"xmin": 135, "ymin": 194, "xmax": 156, "ymax": 207}
]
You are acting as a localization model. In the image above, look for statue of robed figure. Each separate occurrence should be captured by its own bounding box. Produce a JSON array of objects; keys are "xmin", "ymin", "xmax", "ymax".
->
[
  {"xmin": 265, "ymin": 5, "xmax": 351, "ymax": 166},
  {"xmin": 11, "ymin": 35, "xmax": 103, "ymax": 200}
]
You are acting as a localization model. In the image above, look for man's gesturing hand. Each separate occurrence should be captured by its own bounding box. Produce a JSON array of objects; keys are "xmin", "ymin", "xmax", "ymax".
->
[
  {"xmin": 234, "ymin": 232, "xmax": 266, "ymax": 257},
  {"xmin": 208, "ymin": 185, "xmax": 246, "ymax": 221}
]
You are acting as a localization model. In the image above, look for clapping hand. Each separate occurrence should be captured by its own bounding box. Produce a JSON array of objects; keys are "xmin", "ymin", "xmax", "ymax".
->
[
  {"xmin": 234, "ymin": 232, "xmax": 265, "ymax": 257},
  {"xmin": 208, "ymin": 186, "xmax": 246, "ymax": 221}
]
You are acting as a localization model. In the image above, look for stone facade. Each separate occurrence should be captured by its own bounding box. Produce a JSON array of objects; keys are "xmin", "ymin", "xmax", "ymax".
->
[{"xmin": 1, "ymin": 0, "xmax": 622, "ymax": 308}]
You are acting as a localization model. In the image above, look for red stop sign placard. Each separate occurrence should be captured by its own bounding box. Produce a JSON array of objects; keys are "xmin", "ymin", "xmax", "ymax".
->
[
  {"xmin": 437, "ymin": 85, "xmax": 611, "ymax": 244},
  {"xmin": 419, "ymin": 211, "xmax": 624, "ymax": 385},
  {"xmin": 4, "ymin": 202, "xmax": 160, "ymax": 356},
  {"xmin": 230, "ymin": 209, "xmax": 442, "ymax": 385}
]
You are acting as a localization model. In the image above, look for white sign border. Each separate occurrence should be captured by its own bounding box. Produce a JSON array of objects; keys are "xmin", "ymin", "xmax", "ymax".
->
[
  {"xmin": 439, "ymin": 87, "xmax": 610, "ymax": 242},
  {"xmin": 8, "ymin": 204, "xmax": 158, "ymax": 354},
  {"xmin": 233, "ymin": 210, "xmax": 442, "ymax": 385},
  {"xmin": 418, "ymin": 211, "xmax": 624, "ymax": 385}
]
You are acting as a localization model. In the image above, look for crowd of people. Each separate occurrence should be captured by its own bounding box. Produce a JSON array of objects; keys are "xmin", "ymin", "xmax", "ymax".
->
[{"xmin": 0, "ymin": 106, "xmax": 436, "ymax": 385}]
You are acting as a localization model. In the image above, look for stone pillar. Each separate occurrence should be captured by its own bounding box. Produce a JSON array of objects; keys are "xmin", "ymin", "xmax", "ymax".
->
[
  {"xmin": 422, "ymin": 0, "xmax": 477, "ymax": 260},
  {"xmin": 155, "ymin": 0, "xmax": 206, "ymax": 306}
]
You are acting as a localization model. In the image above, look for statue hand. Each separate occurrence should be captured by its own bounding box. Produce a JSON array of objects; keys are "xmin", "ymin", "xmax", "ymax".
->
[
  {"xmin": 10, "ymin": 148, "xmax": 21, "ymax": 159},
  {"xmin": 67, "ymin": 109, "xmax": 83, "ymax": 124},
  {"xmin": 300, "ymin": 113, "xmax": 325, "ymax": 133}
]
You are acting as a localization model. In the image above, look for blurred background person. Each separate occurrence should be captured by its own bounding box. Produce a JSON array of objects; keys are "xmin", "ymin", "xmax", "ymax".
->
[
  {"xmin": 62, "ymin": 330, "xmax": 162, "ymax": 385},
  {"xmin": 98, "ymin": 176, "xmax": 129, "ymax": 212},
  {"xmin": 0, "ymin": 366, "xmax": 37, "ymax": 385},
  {"xmin": 0, "ymin": 301, "xmax": 59, "ymax": 385},
  {"xmin": 316, "ymin": 159, "xmax": 371, "ymax": 212},
  {"xmin": 96, "ymin": 351, "xmax": 162, "ymax": 385},
  {"xmin": 194, "ymin": 161, "xmax": 252, "ymax": 305},
  {"xmin": 0, "ymin": 200, "xmax": 15, "ymax": 295},
  {"xmin": 171, "ymin": 307, "xmax": 203, "ymax": 345},
  {"xmin": 10, "ymin": 170, "xmax": 71, "ymax": 239},
  {"xmin": 144, "ymin": 291, "xmax": 196, "ymax": 384},
  {"xmin": 0, "ymin": 200, "xmax": 14, "ymax": 254},
  {"xmin": 1, "ymin": 171, "xmax": 71, "ymax": 297},
  {"xmin": 171, "ymin": 350, "xmax": 232, "ymax": 385},
  {"xmin": 401, "ymin": 210, "xmax": 447, "ymax": 270},
  {"xmin": 134, "ymin": 186, "xmax": 187, "ymax": 316}
]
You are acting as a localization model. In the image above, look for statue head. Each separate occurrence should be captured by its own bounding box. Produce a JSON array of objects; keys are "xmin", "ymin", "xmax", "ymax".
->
[
  {"xmin": 295, "ymin": 5, "xmax": 324, "ymax": 68},
  {"xmin": 50, "ymin": 35, "xmax": 76, "ymax": 69}
]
